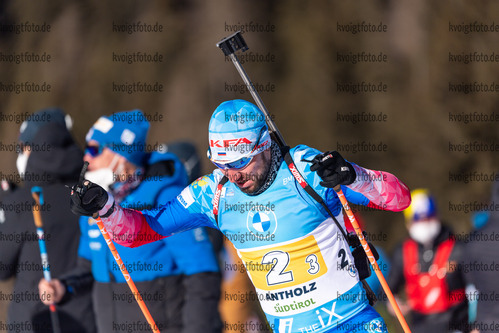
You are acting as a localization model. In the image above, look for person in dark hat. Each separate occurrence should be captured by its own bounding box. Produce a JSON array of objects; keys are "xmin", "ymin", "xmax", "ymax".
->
[{"xmin": 0, "ymin": 107, "xmax": 96, "ymax": 332}]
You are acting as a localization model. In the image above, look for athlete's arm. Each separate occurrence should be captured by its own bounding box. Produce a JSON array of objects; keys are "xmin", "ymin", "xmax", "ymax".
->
[
  {"xmin": 292, "ymin": 145, "xmax": 411, "ymax": 212},
  {"xmin": 98, "ymin": 173, "xmax": 221, "ymax": 248},
  {"xmin": 345, "ymin": 163, "xmax": 411, "ymax": 212}
]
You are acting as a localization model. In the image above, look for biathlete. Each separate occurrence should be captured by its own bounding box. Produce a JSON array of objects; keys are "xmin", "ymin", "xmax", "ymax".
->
[{"xmin": 69, "ymin": 99, "xmax": 411, "ymax": 333}]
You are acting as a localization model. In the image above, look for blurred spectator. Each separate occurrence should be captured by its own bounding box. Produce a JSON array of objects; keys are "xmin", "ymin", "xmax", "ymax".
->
[
  {"xmin": 465, "ymin": 179, "xmax": 499, "ymax": 332},
  {"xmin": 388, "ymin": 188, "xmax": 469, "ymax": 332},
  {"xmin": 38, "ymin": 110, "xmax": 222, "ymax": 333},
  {"xmin": 0, "ymin": 108, "xmax": 96, "ymax": 332},
  {"xmin": 163, "ymin": 141, "xmax": 202, "ymax": 184}
]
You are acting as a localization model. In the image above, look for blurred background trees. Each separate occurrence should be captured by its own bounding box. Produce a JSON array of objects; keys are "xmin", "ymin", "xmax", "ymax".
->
[{"xmin": 1, "ymin": 1, "xmax": 498, "ymax": 331}]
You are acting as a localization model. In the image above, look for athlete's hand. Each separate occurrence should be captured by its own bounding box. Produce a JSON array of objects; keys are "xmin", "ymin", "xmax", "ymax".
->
[
  {"xmin": 70, "ymin": 162, "xmax": 108, "ymax": 217},
  {"xmin": 38, "ymin": 278, "xmax": 65, "ymax": 305},
  {"xmin": 310, "ymin": 151, "xmax": 356, "ymax": 188}
]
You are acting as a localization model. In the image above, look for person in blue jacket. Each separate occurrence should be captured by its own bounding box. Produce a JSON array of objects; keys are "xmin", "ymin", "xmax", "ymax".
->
[{"xmin": 39, "ymin": 110, "xmax": 222, "ymax": 333}]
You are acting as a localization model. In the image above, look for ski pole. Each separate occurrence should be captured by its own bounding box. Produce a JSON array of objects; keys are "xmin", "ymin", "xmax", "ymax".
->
[
  {"xmin": 75, "ymin": 162, "xmax": 160, "ymax": 332},
  {"xmin": 334, "ymin": 187, "xmax": 411, "ymax": 333},
  {"xmin": 217, "ymin": 31, "xmax": 412, "ymax": 333},
  {"xmin": 31, "ymin": 187, "xmax": 62, "ymax": 333},
  {"xmin": 217, "ymin": 31, "xmax": 286, "ymax": 148},
  {"xmin": 94, "ymin": 216, "xmax": 160, "ymax": 332}
]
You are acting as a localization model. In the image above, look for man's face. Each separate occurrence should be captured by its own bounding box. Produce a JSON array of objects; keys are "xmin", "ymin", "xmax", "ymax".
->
[
  {"xmin": 84, "ymin": 140, "xmax": 119, "ymax": 171},
  {"xmin": 221, "ymin": 148, "xmax": 271, "ymax": 194}
]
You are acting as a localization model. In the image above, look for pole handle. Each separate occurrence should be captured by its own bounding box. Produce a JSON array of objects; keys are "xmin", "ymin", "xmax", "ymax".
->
[
  {"xmin": 216, "ymin": 31, "xmax": 248, "ymax": 56},
  {"xmin": 31, "ymin": 189, "xmax": 44, "ymax": 228}
]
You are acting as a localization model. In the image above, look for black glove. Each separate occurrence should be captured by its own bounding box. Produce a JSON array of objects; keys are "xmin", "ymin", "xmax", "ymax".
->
[
  {"xmin": 70, "ymin": 162, "xmax": 109, "ymax": 217},
  {"xmin": 309, "ymin": 151, "xmax": 356, "ymax": 188}
]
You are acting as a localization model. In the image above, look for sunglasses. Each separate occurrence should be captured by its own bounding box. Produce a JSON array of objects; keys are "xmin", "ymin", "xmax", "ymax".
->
[
  {"xmin": 210, "ymin": 154, "xmax": 254, "ymax": 170},
  {"xmin": 208, "ymin": 126, "xmax": 266, "ymax": 170},
  {"xmin": 84, "ymin": 144, "xmax": 105, "ymax": 157}
]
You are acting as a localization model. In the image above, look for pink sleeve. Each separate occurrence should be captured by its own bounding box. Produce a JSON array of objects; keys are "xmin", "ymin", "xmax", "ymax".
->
[
  {"xmin": 99, "ymin": 194, "xmax": 166, "ymax": 248},
  {"xmin": 347, "ymin": 164, "xmax": 411, "ymax": 212}
]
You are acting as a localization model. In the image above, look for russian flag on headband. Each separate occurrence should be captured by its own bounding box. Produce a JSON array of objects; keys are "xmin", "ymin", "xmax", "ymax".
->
[{"xmin": 218, "ymin": 152, "xmax": 227, "ymax": 156}]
